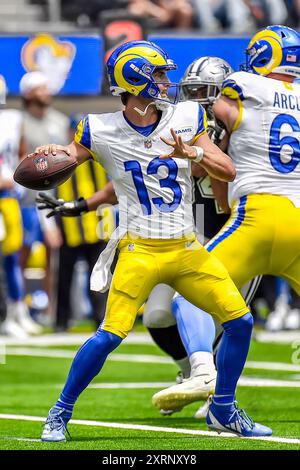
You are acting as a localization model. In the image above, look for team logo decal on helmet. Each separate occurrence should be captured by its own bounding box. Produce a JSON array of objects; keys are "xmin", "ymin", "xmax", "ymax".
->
[
  {"xmin": 180, "ymin": 56, "xmax": 233, "ymax": 105},
  {"xmin": 243, "ymin": 25, "xmax": 300, "ymax": 78},
  {"xmin": 107, "ymin": 40, "xmax": 179, "ymax": 105}
]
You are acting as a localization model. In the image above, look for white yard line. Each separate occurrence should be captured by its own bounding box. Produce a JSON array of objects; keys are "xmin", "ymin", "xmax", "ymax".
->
[
  {"xmin": 255, "ymin": 331, "xmax": 300, "ymax": 344},
  {"xmin": 4, "ymin": 348, "xmax": 300, "ymax": 373},
  {"xmin": 0, "ymin": 332, "xmax": 152, "ymax": 347},
  {"xmin": 1, "ymin": 330, "xmax": 299, "ymax": 347},
  {"xmin": 0, "ymin": 413, "xmax": 299, "ymax": 446},
  {"xmin": 85, "ymin": 377, "xmax": 300, "ymax": 389},
  {"xmin": 246, "ymin": 361, "xmax": 300, "ymax": 372},
  {"xmin": 0, "ymin": 436, "xmax": 41, "ymax": 443}
]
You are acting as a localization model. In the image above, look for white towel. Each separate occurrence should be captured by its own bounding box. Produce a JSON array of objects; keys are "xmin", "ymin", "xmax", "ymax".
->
[{"xmin": 90, "ymin": 226, "xmax": 127, "ymax": 292}]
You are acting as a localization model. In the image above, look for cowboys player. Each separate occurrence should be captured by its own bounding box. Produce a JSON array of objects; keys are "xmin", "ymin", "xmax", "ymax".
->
[{"xmin": 33, "ymin": 40, "xmax": 271, "ymax": 440}]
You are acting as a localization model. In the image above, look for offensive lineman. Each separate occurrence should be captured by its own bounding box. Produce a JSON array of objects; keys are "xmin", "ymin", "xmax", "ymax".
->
[
  {"xmin": 32, "ymin": 41, "xmax": 271, "ymax": 440},
  {"xmin": 154, "ymin": 25, "xmax": 300, "ymax": 420}
]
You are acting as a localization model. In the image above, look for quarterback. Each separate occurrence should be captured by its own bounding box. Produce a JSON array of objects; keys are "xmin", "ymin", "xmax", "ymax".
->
[{"xmin": 35, "ymin": 40, "xmax": 271, "ymax": 440}]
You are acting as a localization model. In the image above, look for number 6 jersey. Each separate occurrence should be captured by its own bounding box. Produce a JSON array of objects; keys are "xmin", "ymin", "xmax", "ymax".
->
[
  {"xmin": 75, "ymin": 101, "xmax": 207, "ymax": 239},
  {"xmin": 222, "ymin": 71, "xmax": 300, "ymax": 208}
]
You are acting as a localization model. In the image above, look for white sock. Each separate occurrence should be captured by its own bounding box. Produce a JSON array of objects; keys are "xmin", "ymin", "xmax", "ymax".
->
[
  {"xmin": 190, "ymin": 351, "xmax": 216, "ymax": 377},
  {"xmin": 175, "ymin": 356, "xmax": 191, "ymax": 379}
]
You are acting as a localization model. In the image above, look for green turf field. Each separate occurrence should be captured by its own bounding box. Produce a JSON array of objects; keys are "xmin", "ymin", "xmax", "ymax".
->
[{"xmin": 1, "ymin": 332, "xmax": 300, "ymax": 450}]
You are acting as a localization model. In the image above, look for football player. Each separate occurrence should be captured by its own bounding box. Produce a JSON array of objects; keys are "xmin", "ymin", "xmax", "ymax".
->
[
  {"xmin": 33, "ymin": 41, "xmax": 271, "ymax": 441},
  {"xmin": 154, "ymin": 25, "xmax": 300, "ymax": 423},
  {"xmin": 0, "ymin": 75, "xmax": 41, "ymax": 338},
  {"xmin": 36, "ymin": 58, "xmax": 234, "ymax": 400}
]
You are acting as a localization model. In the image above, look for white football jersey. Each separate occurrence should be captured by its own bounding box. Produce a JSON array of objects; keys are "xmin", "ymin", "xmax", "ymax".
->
[
  {"xmin": 0, "ymin": 109, "xmax": 23, "ymax": 174},
  {"xmin": 222, "ymin": 71, "xmax": 300, "ymax": 207},
  {"xmin": 75, "ymin": 101, "xmax": 207, "ymax": 238}
]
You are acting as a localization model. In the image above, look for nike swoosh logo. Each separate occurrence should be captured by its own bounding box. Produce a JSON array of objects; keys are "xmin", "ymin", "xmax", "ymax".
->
[{"xmin": 204, "ymin": 379, "xmax": 215, "ymax": 385}]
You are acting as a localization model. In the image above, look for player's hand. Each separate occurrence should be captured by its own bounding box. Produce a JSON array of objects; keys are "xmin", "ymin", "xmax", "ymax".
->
[
  {"xmin": 32, "ymin": 144, "xmax": 71, "ymax": 156},
  {"xmin": 36, "ymin": 192, "xmax": 88, "ymax": 218},
  {"xmin": 160, "ymin": 128, "xmax": 198, "ymax": 160}
]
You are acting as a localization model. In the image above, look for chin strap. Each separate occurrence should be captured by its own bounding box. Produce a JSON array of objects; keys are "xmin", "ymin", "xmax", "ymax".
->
[{"xmin": 133, "ymin": 101, "xmax": 156, "ymax": 116}]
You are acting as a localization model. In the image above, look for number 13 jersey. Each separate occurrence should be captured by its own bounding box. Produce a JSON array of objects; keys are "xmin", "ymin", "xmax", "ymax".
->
[
  {"xmin": 222, "ymin": 71, "xmax": 300, "ymax": 208},
  {"xmin": 75, "ymin": 101, "xmax": 207, "ymax": 239}
]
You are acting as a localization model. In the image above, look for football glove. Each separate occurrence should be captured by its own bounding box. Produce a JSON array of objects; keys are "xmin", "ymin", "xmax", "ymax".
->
[{"xmin": 36, "ymin": 192, "xmax": 88, "ymax": 218}]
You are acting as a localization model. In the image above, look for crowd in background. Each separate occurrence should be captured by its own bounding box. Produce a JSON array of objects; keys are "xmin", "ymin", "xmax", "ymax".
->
[{"xmin": 43, "ymin": 0, "xmax": 300, "ymax": 32}]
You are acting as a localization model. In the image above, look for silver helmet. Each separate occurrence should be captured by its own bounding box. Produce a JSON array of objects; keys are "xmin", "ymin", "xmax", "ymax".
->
[{"xmin": 180, "ymin": 56, "xmax": 233, "ymax": 106}]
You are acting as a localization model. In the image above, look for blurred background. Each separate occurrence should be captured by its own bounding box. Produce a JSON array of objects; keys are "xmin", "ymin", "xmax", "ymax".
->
[{"xmin": 1, "ymin": 0, "xmax": 300, "ymax": 339}]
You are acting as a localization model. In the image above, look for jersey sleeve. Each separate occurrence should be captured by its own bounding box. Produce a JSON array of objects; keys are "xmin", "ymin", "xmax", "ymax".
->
[
  {"xmin": 221, "ymin": 71, "xmax": 251, "ymax": 101},
  {"xmin": 192, "ymin": 104, "xmax": 208, "ymax": 143},
  {"xmin": 74, "ymin": 115, "xmax": 96, "ymax": 159}
]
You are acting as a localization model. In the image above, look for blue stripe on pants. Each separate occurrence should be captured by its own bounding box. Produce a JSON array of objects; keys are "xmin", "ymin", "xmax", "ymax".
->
[{"xmin": 206, "ymin": 196, "xmax": 247, "ymax": 253}]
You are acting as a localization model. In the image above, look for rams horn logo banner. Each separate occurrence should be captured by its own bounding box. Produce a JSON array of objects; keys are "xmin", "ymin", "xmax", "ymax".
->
[{"xmin": 21, "ymin": 34, "xmax": 76, "ymax": 94}]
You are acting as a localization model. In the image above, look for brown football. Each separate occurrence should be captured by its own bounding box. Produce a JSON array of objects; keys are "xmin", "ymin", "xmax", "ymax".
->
[{"xmin": 13, "ymin": 151, "xmax": 77, "ymax": 190}]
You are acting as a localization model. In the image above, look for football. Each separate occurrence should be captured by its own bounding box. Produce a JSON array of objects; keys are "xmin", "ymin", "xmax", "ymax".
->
[{"xmin": 13, "ymin": 151, "xmax": 77, "ymax": 190}]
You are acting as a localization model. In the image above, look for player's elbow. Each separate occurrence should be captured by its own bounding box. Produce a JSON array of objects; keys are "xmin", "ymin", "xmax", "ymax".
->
[
  {"xmin": 227, "ymin": 166, "xmax": 236, "ymax": 182},
  {"xmin": 223, "ymin": 159, "xmax": 236, "ymax": 182}
]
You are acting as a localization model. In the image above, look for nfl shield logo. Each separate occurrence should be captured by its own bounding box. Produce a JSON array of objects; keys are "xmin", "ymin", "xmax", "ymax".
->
[
  {"xmin": 144, "ymin": 139, "xmax": 152, "ymax": 149},
  {"xmin": 34, "ymin": 156, "xmax": 48, "ymax": 172}
]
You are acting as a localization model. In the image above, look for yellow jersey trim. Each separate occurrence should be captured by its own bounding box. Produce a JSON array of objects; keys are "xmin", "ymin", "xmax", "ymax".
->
[{"xmin": 232, "ymin": 97, "xmax": 243, "ymax": 132}]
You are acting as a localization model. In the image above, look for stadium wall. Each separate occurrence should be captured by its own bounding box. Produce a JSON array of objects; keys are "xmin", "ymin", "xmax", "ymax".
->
[{"xmin": 1, "ymin": 34, "xmax": 249, "ymax": 96}]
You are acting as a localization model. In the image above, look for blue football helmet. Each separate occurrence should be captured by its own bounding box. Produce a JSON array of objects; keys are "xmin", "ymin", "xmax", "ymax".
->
[
  {"xmin": 242, "ymin": 25, "xmax": 300, "ymax": 78},
  {"xmin": 106, "ymin": 40, "xmax": 179, "ymax": 106}
]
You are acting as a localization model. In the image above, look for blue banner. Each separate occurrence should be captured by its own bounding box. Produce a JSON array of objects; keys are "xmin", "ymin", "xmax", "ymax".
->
[
  {"xmin": 149, "ymin": 36, "xmax": 250, "ymax": 82},
  {"xmin": 0, "ymin": 34, "xmax": 102, "ymax": 95},
  {"xmin": 0, "ymin": 35, "xmax": 250, "ymax": 95}
]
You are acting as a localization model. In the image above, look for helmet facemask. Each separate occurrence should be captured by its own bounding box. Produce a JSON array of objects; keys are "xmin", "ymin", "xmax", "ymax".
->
[
  {"xmin": 180, "ymin": 82, "xmax": 220, "ymax": 106},
  {"xmin": 179, "ymin": 57, "xmax": 233, "ymax": 107}
]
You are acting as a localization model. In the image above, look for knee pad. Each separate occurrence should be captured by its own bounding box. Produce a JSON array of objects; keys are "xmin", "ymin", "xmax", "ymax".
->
[
  {"xmin": 143, "ymin": 307, "xmax": 176, "ymax": 328},
  {"xmin": 143, "ymin": 283, "xmax": 175, "ymax": 328}
]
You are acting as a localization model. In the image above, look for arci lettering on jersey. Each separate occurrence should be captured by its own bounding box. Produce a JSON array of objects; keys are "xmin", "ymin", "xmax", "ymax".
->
[
  {"xmin": 273, "ymin": 91, "xmax": 300, "ymax": 111},
  {"xmin": 221, "ymin": 71, "xmax": 300, "ymax": 208},
  {"xmin": 75, "ymin": 101, "xmax": 207, "ymax": 239}
]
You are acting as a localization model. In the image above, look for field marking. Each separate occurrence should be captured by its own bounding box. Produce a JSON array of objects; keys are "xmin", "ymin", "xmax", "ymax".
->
[
  {"xmin": 1, "ymin": 330, "xmax": 299, "ymax": 347},
  {"xmin": 246, "ymin": 361, "xmax": 300, "ymax": 372},
  {"xmin": 4, "ymin": 347, "xmax": 300, "ymax": 373},
  {"xmin": 0, "ymin": 413, "xmax": 299, "ymax": 446},
  {"xmin": 255, "ymin": 331, "xmax": 300, "ymax": 344},
  {"xmin": 0, "ymin": 332, "xmax": 152, "ymax": 347},
  {"xmin": 4, "ymin": 348, "xmax": 172, "ymax": 363},
  {"xmin": 0, "ymin": 436, "xmax": 41, "ymax": 443},
  {"xmin": 85, "ymin": 377, "xmax": 300, "ymax": 389}
]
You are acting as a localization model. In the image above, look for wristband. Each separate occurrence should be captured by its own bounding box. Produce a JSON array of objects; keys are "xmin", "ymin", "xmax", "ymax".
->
[
  {"xmin": 77, "ymin": 197, "xmax": 89, "ymax": 214},
  {"xmin": 191, "ymin": 146, "xmax": 204, "ymax": 163}
]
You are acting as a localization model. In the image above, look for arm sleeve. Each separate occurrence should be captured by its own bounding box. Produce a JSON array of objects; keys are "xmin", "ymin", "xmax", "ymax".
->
[
  {"xmin": 191, "ymin": 104, "xmax": 208, "ymax": 143},
  {"xmin": 74, "ymin": 115, "xmax": 95, "ymax": 159},
  {"xmin": 221, "ymin": 72, "xmax": 247, "ymax": 101}
]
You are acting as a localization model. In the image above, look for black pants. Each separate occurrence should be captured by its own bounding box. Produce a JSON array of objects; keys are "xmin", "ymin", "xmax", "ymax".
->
[{"xmin": 56, "ymin": 241, "xmax": 108, "ymax": 331}]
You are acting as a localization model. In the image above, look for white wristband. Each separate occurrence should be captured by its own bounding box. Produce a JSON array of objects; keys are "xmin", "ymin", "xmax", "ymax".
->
[{"xmin": 191, "ymin": 146, "xmax": 204, "ymax": 163}]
